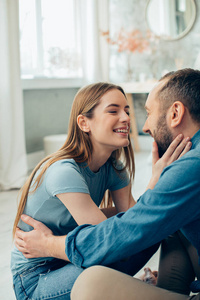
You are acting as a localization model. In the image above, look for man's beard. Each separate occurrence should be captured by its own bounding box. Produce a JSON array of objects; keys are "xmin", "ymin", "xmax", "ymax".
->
[{"xmin": 153, "ymin": 114, "xmax": 173, "ymax": 158}]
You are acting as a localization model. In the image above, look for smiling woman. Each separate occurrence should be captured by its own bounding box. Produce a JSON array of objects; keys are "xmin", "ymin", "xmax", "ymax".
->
[
  {"xmin": 83, "ymin": 89, "xmax": 131, "ymax": 160},
  {"xmin": 11, "ymin": 82, "xmax": 137, "ymax": 300}
]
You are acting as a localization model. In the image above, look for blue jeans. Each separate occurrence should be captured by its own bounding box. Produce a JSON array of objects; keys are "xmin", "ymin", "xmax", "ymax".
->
[
  {"xmin": 13, "ymin": 243, "xmax": 159, "ymax": 299},
  {"xmin": 13, "ymin": 259, "xmax": 84, "ymax": 300}
]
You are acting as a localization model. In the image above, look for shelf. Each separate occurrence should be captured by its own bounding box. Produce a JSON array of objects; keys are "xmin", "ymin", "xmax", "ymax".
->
[{"xmin": 119, "ymin": 80, "xmax": 157, "ymax": 94}]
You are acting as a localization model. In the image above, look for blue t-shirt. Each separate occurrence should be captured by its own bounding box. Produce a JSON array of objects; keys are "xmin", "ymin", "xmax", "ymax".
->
[{"xmin": 11, "ymin": 158, "xmax": 129, "ymax": 275}]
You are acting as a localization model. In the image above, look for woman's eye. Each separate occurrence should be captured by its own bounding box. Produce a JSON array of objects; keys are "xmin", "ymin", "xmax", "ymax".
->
[
  {"xmin": 108, "ymin": 111, "xmax": 117, "ymax": 114},
  {"xmin": 126, "ymin": 111, "xmax": 130, "ymax": 116}
]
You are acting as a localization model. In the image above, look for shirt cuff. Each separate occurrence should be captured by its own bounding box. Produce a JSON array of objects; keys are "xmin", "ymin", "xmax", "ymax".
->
[{"xmin": 65, "ymin": 224, "xmax": 91, "ymax": 268}]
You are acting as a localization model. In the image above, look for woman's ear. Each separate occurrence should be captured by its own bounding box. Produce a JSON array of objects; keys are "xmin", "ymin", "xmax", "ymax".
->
[
  {"xmin": 170, "ymin": 101, "xmax": 185, "ymax": 128},
  {"xmin": 77, "ymin": 115, "xmax": 90, "ymax": 132}
]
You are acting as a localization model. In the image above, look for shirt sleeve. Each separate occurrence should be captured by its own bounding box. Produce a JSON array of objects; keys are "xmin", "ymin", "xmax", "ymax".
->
[
  {"xmin": 65, "ymin": 156, "xmax": 200, "ymax": 268},
  {"xmin": 106, "ymin": 160, "xmax": 130, "ymax": 191},
  {"xmin": 45, "ymin": 160, "xmax": 89, "ymax": 197}
]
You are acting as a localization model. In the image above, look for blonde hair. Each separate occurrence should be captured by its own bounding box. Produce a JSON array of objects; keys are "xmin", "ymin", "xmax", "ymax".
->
[{"xmin": 13, "ymin": 82, "xmax": 135, "ymax": 236}]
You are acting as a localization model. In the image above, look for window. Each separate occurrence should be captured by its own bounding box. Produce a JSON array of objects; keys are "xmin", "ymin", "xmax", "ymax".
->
[{"xmin": 19, "ymin": 0, "xmax": 82, "ymax": 80}]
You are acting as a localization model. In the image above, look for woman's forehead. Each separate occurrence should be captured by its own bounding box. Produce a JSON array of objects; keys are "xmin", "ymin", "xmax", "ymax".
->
[{"xmin": 99, "ymin": 89, "xmax": 127, "ymax": 106}]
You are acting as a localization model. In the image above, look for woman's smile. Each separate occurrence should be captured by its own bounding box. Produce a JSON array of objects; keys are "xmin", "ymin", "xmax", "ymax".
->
[{"xmin": 113, "ymin": 126, "xmax": 129, "ymax": 135}]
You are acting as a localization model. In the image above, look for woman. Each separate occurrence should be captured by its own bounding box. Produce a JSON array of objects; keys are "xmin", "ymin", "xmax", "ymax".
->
[{"xmin": 11, "ymin": 82, "xmax": 191, "ymax": 300}]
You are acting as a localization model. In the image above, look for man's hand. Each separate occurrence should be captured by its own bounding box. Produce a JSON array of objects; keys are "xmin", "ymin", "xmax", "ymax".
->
[
  {"xmin": 15, "ymin": 215, "xmax": 54, "ymax": 258},
  {"xmin": 15, "ymin": 215, "xmax": 68, "ymax": 260}
]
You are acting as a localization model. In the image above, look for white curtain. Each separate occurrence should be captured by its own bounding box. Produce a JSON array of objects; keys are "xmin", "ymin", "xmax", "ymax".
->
[
  {"xmin": 0, "ymin": 0, "xmax": 27, "ymax": 190},
  {"xmin": 77, "ymin": 0, "xmax": 110, "ymax": 84}
]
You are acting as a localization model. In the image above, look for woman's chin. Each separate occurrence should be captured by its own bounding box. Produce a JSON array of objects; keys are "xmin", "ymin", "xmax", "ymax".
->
[{"xmin": 116, "ymin": 140, "xmax": 130, "ymax": 149}]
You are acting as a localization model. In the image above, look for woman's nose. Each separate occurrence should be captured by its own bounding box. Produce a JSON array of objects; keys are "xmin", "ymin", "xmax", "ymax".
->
[{"xmin": 121, "ymin": 111, "xmax": 130, "ymax": 123}]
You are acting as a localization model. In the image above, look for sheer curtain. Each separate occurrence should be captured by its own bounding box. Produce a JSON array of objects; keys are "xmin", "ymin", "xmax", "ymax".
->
[
  {"xmin": 0, "ymin": 0, "xmax": 109, "ymax": 190},
  {"xmin": 78, "ymin": 0, "xmax": 109, "ymax": 84},
  {"xmin": 0, "ymin": 0, "xmax": 27, "ymax": 190}
]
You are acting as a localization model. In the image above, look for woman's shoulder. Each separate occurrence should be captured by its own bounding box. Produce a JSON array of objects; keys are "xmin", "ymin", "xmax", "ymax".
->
[
  {"xmin": 48, "ymin": 158, "xmax": 80, "ymax": 170},
  {"xmin": 45, "ymin": 159, "xmax": 89, "ymax": 194},
  {"xmin": 45, "ymin": 158, "xmax": 83, "ymax": 181}
]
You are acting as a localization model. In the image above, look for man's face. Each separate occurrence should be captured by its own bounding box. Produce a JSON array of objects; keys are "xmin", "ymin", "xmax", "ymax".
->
[{"xmin": 143, "ymin": 81, "xmax": 173, "ymax": 157}]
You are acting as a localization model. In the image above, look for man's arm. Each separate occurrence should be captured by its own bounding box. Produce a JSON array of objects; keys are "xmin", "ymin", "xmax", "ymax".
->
[
  {"xmin": 65, "ymin": 156, "xmax": 200, "ymax": 268},
  {"xmin": 15, "ymin": 215, "xmax": 68, "ymax": 260},
  {"xmin": 15, "ymin": 135, "xmax": 192, "ymax": 262},
  {"xmin": 16, "ymin": 157, "xmax": 199, "ymax": 267}
]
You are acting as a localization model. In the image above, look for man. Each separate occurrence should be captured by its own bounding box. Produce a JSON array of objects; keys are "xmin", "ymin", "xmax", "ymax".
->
[{"xmin": 16, "ymin": 69, "xmax": 200, "ymax": 299}]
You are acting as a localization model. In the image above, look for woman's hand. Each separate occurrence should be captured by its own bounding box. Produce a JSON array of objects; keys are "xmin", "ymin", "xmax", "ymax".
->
[
  {"xmin": 146, "ymin": 134, "xmax": 191, "ymax": 190},
  {"xmin": 15, "ymin": 214, "xmax": 67, "ymax": 260}
]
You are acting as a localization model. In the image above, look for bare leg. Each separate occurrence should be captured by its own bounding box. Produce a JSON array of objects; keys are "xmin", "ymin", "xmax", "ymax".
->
[{"xmin": 71, "ymin": 266, "xmax": 189, "ymax": 300}]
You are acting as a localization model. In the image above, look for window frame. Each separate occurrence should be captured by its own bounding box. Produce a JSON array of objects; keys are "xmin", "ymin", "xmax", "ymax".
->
[
  {"xmin": 21, "ymin": 77, "xmax": 83, "ymax": 90},
  {"xmin": 20, "ymin": 0, "xmax": 83, "ymax": 90}
]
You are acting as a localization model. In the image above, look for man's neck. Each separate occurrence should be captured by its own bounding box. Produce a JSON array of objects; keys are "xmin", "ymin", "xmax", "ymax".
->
[{"xmin": 174, "ymin": 119, "xmax": 200, "ymax": 140}]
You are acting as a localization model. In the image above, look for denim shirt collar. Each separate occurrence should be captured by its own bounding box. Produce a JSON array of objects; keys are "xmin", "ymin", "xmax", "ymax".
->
[{"xmin": 191, "ymin": 129, "xmax": 200, "ymax": 150}]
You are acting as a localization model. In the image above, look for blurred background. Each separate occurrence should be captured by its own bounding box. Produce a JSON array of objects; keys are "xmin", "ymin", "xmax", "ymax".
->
[{"xmin": 1, "ymin": 0, "xmax": 199, "ymax": 188}]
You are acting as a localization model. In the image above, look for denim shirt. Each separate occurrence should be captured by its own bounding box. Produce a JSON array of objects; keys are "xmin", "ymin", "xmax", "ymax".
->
[{"xmin": 65, "ymin": 130, "xmax": 200, "ymax": 268}]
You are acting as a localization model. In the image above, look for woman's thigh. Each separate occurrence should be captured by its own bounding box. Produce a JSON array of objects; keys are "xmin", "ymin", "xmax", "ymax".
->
[
  {"xmin": 13, "ymin": 260, "xmax": 84, "ymax": 300},
  {"xmin": 71, "ymin": 265, "xmax": 190, "ymax": 300}
]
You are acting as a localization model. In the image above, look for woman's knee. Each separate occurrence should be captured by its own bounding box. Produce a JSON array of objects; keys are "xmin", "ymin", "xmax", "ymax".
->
[{"xmin": 71, "ymin": 266, "xmax": 109, "ymax": 300}]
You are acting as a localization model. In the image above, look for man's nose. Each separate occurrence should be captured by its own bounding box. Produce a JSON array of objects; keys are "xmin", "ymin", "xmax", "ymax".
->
[{"xmin": 142, "ymin": 119, "xmax": 149, "ymax": 133}]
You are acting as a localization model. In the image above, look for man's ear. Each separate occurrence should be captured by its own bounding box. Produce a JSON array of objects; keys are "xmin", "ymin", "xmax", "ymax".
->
[
  {"xmin": 170, "ymin": 101, "xmax": 185, "ymax": 128},
  {"xmin": 77, "ymin": 115, "xmax": 90, "ymax": 132}
]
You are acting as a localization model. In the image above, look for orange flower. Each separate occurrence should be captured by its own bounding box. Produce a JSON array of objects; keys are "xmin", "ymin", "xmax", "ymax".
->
[{"xmin": 101, "ymin": 28, "xmax": 150, "ymax": 54}]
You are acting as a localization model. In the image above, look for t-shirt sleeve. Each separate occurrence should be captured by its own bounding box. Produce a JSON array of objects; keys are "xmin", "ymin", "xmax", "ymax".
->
[
  {"xmin": 107, "ymin": 161, "xmax": 130, "ymax": 191},
  {"xmin": 45, "ymin": 160, "xmax": 90, "ymax": 197}
]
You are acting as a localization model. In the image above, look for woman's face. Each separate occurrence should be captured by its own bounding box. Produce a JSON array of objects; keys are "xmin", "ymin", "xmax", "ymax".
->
[{"xmin": 87, "ymin": 89, "xmax": 130, "ymax": 154}]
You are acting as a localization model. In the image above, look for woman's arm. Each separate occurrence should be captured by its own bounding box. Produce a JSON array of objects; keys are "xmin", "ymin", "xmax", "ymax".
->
[
  {"xmin": 146, "ymin": 134, "xmax": 191, "ymax": 190},
  {"xmin": 110, "ymin": 184, "xmax": 136, "ymax": 212},
  {"xmin": 57, "ymin": 192, "xmax": 107, "ymax": 225},
  {"xmin": 15, "ymin": 189, "xmax": 134, "ymax": 258},
  {"xmin": 15, "ymin": 192, "xmax": 109, "ymax": 259}
]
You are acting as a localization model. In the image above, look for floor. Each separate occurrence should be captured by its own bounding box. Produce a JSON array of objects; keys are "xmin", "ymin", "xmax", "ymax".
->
[
  {"xmin": 0, "ymin": 190, "xmax": 18, "ymax": 299},
  {"xmin": 0, "ymin": 149, "xmax": 159, "ymax": 300}
]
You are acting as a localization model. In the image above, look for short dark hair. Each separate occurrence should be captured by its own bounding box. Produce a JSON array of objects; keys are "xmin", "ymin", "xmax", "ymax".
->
[{"xmin": 157, "ymin": 68, "xmax": 200, "ymax": 124}]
